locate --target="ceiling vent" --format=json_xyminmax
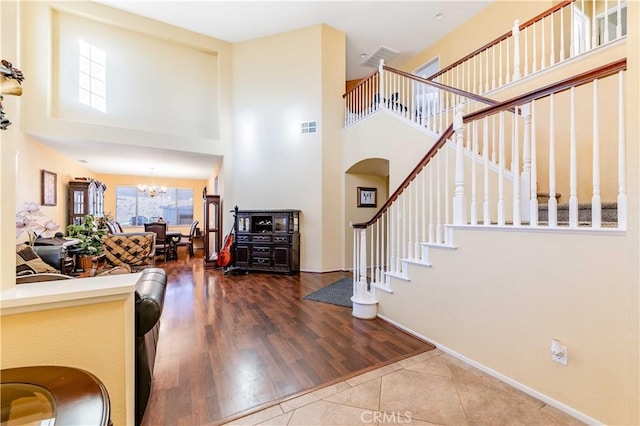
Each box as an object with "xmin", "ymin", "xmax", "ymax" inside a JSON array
[{"xmin": 361, "ymin": 45, "xmax": 399, "ymax": 68}]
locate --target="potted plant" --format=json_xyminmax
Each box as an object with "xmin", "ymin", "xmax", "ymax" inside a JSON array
[{"xmin": 66, "ymin": 214, "xmax": 107, "ymax": 271}]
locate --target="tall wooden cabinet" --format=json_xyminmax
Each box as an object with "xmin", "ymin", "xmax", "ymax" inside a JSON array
[
  {"xmin": 67, "ymin": 178, "xmax": 106, "ymax": 225},
  {"xmin": 234, "ymin": 209, "xmax": 300, "ymax": 274},
  {"xmin": 203, "ymin": 194, "xmax": 221, "ymax": 268}
]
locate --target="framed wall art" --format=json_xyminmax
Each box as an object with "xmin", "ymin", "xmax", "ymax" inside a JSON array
[
  {"xmin": 357, "ymin": 186, "xmax": 377, "ymax": 208},
  {"xmin": 41, "ymin": 170, "xmax": 57, "ymax": 206}
]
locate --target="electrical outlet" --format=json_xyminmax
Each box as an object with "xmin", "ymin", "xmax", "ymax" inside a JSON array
[{"xmin": 551, "ymin": 339, "xmax": 568, "ymax": 365}]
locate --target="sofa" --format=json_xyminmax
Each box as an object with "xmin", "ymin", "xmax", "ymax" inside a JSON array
[{"xmin": 134, "ymin": 267, "xmax": 167, "ymax": 425}]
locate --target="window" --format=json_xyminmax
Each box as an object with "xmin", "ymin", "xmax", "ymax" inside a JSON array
[
  {"xmin": 115, "ymin": 186, "xmax": 194, "ymax": 226},
  {"xmin": 79, "ymin": 40, "xmax": 106, "ymax": 112},
  {"xmin": 596, "ymin": 2, "xmax": 627, "ymax": 46}
]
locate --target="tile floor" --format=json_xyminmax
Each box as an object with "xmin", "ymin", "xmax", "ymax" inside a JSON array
[{"xmin": 226, "ymin": 349, "xmax": 584, "ymax": 426}]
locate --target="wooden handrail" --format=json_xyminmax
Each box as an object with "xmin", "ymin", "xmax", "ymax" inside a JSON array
[
  {"xmin": 428, "ymin": 0, "xmax": 573, "ymax": 82},
  {"xmin": 382, "ymin": 65, "xmax": 499, "ymax": 107},
  {"xmin": 342, "ymin": 70, "xmax": 379, "ymax": 99},
  {"xmin": 353, "ymin": 123, "xmax": 454, "ymax": 229},
  {"xmin": 463, "ymin": 58, "xmax": 627, "ymax": 123}
]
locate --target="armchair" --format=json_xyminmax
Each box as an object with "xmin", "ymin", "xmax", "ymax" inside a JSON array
[{"xmin": 91, "ymin": 232, "xmax": 156, "ymax": 276}]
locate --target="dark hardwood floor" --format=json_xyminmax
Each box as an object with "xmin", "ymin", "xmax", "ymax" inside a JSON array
[{"xmin": 142, "ymin": 250, "xmax": 434, "ymax": 425}]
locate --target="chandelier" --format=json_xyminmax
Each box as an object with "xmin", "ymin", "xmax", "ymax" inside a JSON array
[{"xmin": 138, "ymin": 169, "xmax": 166, "ymax": 198}]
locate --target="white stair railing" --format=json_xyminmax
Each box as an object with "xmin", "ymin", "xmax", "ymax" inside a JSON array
[{"xmin": 352, "ymin": 59, "xmax": 627, "ymax": 302}]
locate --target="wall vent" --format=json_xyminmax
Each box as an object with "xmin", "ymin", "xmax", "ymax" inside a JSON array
[
  {"xmin": 361, "ymin": 45, "xmax": 399, "ymax": 68},
  {"xmin": 301, "ymin": 121, "xmax": 317, "ymax": 134}
]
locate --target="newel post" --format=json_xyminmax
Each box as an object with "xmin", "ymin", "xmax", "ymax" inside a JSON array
[
  {"xmin": 521, "ymin": 103, "xmax": 531, "ymax": 221},
  {"xmin": 378, "ymin": 59, "xmax": 385, "ymax": 109},
  {"xmin": 512, "ymin": 20, "xmax": 521, "ymax": 81},
  {"xmin": 351, "ymin": 227, "xmax": 377, "ymax": 319},
  {"xmin": 453, "ymin": 105, "xmax": 467, "ymax": 225}
]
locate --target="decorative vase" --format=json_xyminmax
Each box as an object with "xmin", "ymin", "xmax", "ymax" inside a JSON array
[{"xmin": 79, "ymin": 255, "xmax": 93, "ymax": 272}]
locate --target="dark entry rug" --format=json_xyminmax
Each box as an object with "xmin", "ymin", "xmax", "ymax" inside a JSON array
[{"xmin": 303, "ymin": 277, "xmax": 353, "ymax": 308}]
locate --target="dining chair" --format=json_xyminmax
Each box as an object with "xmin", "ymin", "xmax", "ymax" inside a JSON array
[
  {"xmin": 176, "ymin": 220, "xmax": 199, "ymax": 257},
  {"xmin": 144, "ymin": 222, "xmax": 168, "ymax": 262}
]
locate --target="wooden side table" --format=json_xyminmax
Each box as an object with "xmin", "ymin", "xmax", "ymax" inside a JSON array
[{"xmin": 1, "ymin": 365, "xmax": 111, "ymax": 426}]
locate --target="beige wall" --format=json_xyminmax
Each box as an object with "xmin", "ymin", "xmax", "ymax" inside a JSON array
[
  {"xmin": 1, "ymin": 296, "xmax": 135, "ymax": 426},
  {"xmin": 377, "ymin": 228, "xmax": 637, "ymax": 424},
  {"xmin": 231, "ymin": 24, "xmax": 345, "ymax": 272}
]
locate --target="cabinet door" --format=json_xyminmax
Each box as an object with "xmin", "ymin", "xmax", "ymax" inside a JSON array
[
  {"xmin": 235, "ymin": 245, "xmax": 250, "ymax": 266},
  {"xmin": 273, "ymin": 246, "xmax": 290, "ymax": 269}
]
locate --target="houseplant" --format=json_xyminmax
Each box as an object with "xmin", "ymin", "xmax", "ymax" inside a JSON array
[{"xmin": 66, "ymin": 214, "xmax": 107, "ymax": 270}]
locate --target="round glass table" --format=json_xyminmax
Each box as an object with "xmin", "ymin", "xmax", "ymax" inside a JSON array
[{"xmin": 1, "ymin": 366, "xmax": 111, "ymax": 426}]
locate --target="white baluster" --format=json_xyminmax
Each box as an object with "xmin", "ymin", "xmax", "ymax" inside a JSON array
[
  {"xmin": 429, "ymin": 162, "xmax": 435, "ymax": 242},
  {"xmin": 532, "ymin": 20, "xmax": 538, "ymax": 73},
  {"xmin": 381, "ymin": 211, "xmax": 386, "ymax": 279},
  {"xmin": 402, "ymin": 192, "xmax": 407, "ymax": 261},
  {"xmin": 513, "ymin": 20, "xmax": 521, "ymax": 81},
  {"xmin": 542, "ymin": 16, "xmax": 547, "ymax": 69},
  {"xmin": 482, "ymin": 49, "xmax": 487, "ymax": 93},
  {"xmin": 569, "ymin": 87, "xmax": 578, "ymax": 228},
  {"xmin": 617, "ymin": 70, "xmax": 627, "ymax": 229},
  {"xmin": 474, "ymin": 55, "xmax": 478, "ymax": 94},
  {"xmin": 560, "ymin": 6, "xmax": 566, "ymax": 61},
  {"xmin": 550, "ymin": 11, "xmax": 556, "ymax": 65},
  {"xmin": 530, "ymin": 101, "xmax": 539, "ymax": 226},
  {"xmin": 453, "ymin": 105, "xmax": 466, "ymax": 225},
  {"xmin": 548, "ymin": 93, "xmax": 557, "ymax": 227},
  {"xmin": 592, "ymin": 80, "xmax": 601, "ymax": 228},
  {"xmin": 616, "ymin": 0, "xmax": 622, "ymax": 39},
  {"xmin": 483, "ymin": 116, "xmax": 490, "ymax": 225},
  {"xmin": 422, "ymin": 169, "xmax": 426, "ymax": 244},
  {"xmin": 499, "ymin": 40, "xmax": 503, "ymax": 87},
  {"xmin": 491, "ymin": 46, "xmax": 496, "ymax": 90},
  {"xmin": 389, "ymin": 204, "xmax": 395, "ymax": 274},
  {"xmin": 359, "ymin": 229, "xmax": 367, "ymax": 294},
  {"xmin": 370, "ymin": 225, "xmax": 374, "ymax": 283},
  {"xmin": 471, "ymin": 120, "xmax": 478, "ymax": 225},
  {"xmin": 521, "ymin": 103, "xmax": 532, "ymax": 222},
  {"xmin": 506, "ymin": 38, "xmax": 511, "ymax": 85},
  {"xmin": 436, "ymin": 152, "xmax": 442, "ymax": 243},
  {"xmin": 492, "ymin": 115, "xmax": 497, "ymax": 163},
  {"xmin": 407, "ymin": 184, "xmax": 413, "ymax": 260},
  {"xmin": 415, "ymin": 173, "xmax": 420, "ymax": 258},
  {"xmin": 570, "ymin": 1, "xmax": 575, "ymax": 58},
  {"xmin": 378, "ymin": 59, "xmax": 386, "ymax": 109},
  {"xmin": 524, "ymin": 24, "xmax": 529, "ymax": 77},
  {"xmin": 513, "ymin": 106, "xmax": 521, "ymax": 226},
  {"xmin": 498, "ymin": 111, "xmax": 505, "ymax": 225},
  {"xmin": 396, "ymin": 199, "xmax": 402, "ymax": 272},
  {"xmin": 353, "ymin": 228, "xmax": 357, "ymax": 288}
]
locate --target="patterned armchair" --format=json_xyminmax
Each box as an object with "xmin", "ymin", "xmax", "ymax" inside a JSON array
[{"xmin": 91, "ymin": 232, "xmax": 156, "ymax": 276}]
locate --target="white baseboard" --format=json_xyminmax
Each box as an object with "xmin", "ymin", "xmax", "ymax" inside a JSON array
[{"xmin": 377, "ymin": 314, "xmax": 603, "ymax": 426}]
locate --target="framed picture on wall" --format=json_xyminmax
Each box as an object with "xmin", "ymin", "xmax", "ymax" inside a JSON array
[
  {"xmin": 41, "ymin": 170, "xmax": 57, "ymax": 206},
  {"xmin": 357, "ymin": 187, "xmax": 377, "ymax": 208}
]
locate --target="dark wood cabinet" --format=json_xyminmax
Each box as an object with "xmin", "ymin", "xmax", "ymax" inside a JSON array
[
  {"xmin": 203, "ymin": 194, "xmax": 221, "ymax": 268},
  {"xmin": 234, "ymin": 209, "xmax": 300, "ymax": 274},
  {"xmin": 67, "ymin": 178, "xmax": 106, "ymax": 226}
]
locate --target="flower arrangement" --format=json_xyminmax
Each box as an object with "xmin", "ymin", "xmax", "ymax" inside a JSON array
[{"xmin": 15, "ymin": 202, "xmax": 59, "ymax": 245}]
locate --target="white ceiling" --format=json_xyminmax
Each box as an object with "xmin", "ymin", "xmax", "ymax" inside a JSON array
[{"xmin": 49, "ymin": 1, "xmax": 493, "ymax": 180}]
